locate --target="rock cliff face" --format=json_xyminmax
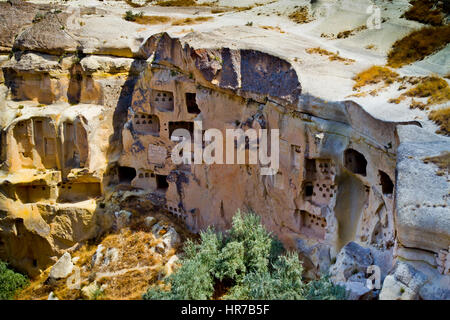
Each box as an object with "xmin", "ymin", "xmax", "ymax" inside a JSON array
[{"xmin": 0, "ymin": 0, "xmax": 448, "ymax": 299}]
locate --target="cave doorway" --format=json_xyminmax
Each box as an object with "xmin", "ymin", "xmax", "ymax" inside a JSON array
[
  {"xmin": 186, "ymin": 93, "xmax": 200, "ymax": 114},
  {"xmin": 118, "ymin": 166, "xmax": 136, "ymax": 184},
  {"xmin": 379, "ymin": 170, "xmax": 394, "ymax": 195},
  {"xmin": 344, "ymin": 148, "xmax": 367, "ymax": 176},
  {"xmin": 156, "ymin": 174, "xmax": 168, "ymax": 191}
]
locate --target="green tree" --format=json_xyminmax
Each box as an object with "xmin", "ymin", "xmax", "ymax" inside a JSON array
[
  {"xmin": 143, "ymin": 210, "xmax": 346, "ymax": 300},
  {"xmin": 0, "ymin": 261, "xmax": 29, "ymax": 300}
]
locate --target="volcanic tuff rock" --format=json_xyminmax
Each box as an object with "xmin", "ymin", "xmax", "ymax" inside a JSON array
[{"xmin": 0, "ymin": 0, "xmax": 449, "ymax": 299}]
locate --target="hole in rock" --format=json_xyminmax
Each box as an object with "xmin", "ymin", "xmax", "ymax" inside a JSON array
[
  {"xmin": 16, "ymin": 184, "xmax": 51, "ymax": 203},
  {"xmin": 156, "ymin": 174, "xmax": 169, "ymax": 191},
  {"xmin": 344, "ymin": 148, "xmax": 367, "ymax": 176},
  {"xmin": 118, "ymin": 166, "xmax": 136, "ymax": 184},
  {"xmin": 379, "ymin": 170, "xmax": 394, "ymax": 194},
  {"xmin": 304, "ymin": 183, "xmax": 314, "ymax": 197},
  {"xmin": 169, "ymin": 121, "xmax": 194, "ymax": 140},
  {"xmin": 186, "ymin": 93, "xmax": 200, "ymax": 114},
  {"xmin": 152, "ymin": 90, "xmax": 174, "ymax": 112},
  {"xmin": 133, "ymin": 113, "xmax": 160, "ymax": 136},
  {"xmin": 58, "ymin": 182, "xmax": 101, "ymax": 203}
]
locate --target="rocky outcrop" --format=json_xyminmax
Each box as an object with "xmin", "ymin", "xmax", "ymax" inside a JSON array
[
  {"xmin": 0, "ymin": 0, "xmax": 448, "ymax": 300},
  {"xmin": 395, "ymin": 125, "xmax": 450, "ymax": 253},
  {"xmin": 330, "ymin": 242, "xmax": 373, "ymax": 283},
  {"xmin": 14, "ymin": 11, "xmax": 79, "ymax": 56},
  {"xmin": 379, "ymin": 261, "xmax": 428, "ymax": 300},
  {"xmin": 0, "ymin": 0, "xmax": 52, "ymax": 52},
  {"xmin": 49, "ymin": 252, "xmax": 74, "ymax": 280}
]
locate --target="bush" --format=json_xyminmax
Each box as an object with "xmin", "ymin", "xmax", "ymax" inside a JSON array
[
  {"xmin": 123, "ymin": 10, "xmax": 143, "ymax": 22},
  {"xmin": 143, "ymin": 210, "xmax": 346, "ymax": 300},
  {"xmin": 0, "ymin": 261, "xmax": 29, "ymax": 300}
]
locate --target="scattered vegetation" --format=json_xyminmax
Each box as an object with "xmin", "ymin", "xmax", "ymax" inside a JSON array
[
  {"xmin": 32, "ymin": 12, "xmax": 45, "ymax": 23},
  {"xmin": 409, "ymin": 99, "xmax": 427, "ymax": 110},
  {"xmin": 122, "ymin": 9, "xmax": 212, "ymax": 25},
  {"xmin": 306, "ymin": 47, "xmax": 355, "ymax": 65},
  {"xmin": 353, "ymin": 66, "xmax": 449, "ymax": 115},
  {"xmin": 289, "ymin": 6, "xmax": 313, "ymax": 24},
  {"xmin": 125, "ymin": 0, "xmax": 153, "ymax": 8},
  {"xmin": 423, "ymin": 151, "xmax": 450, "ymax": 175},
  {"xmin": 123, "ymin": 10, "xmax": 144, "ymax": 22},
  {"xmin": 143, "ymin": 211, "xmax": 346, "ymax": 300},
  {"xmin": 352, "ymin": 66, "xmax": 399, "ymax": 91},
  {"xmin": 134, "ymin": 15, "xmax": 172, "ymax": 25},
  {"xmin": 429, "ymin": 107, "xmax": 450, "ymax": 136},
  {"xmin": 259, "ymin": 25, "xmax": 285, "ymax": 33},
  {"xmin": 171, "ymin": 16, "xmax": 213, "ymax": 26},
  {"xmin": 336, "ymin": 25, "xmax": 367, "ymax": 39},
  {"xmin": 402, "ymin": 0, "xmax": 446, "ymax": 26},
  {"xmin": 0, "ymin": 261, "xmax": 29, "ymax": 300},
  {"xmin": 155, "ymin": 0, "xmax": 197, "ymax": 6},
  {"xmin": 211, "ymin": 8, "xmax": 226, "ymax": 14},
  {"xmin": 387, "ymin": 25, "xmax": 450, "ymax": 68},
  {"xmin": 404, "ymin": 76, "xmax": 450, "ymax": 106},
  {"xmin": 91, "ymin": 287, "xmax": 105, "ymax": 300}
]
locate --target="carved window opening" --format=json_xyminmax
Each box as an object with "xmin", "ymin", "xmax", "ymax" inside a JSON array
[
  {"xmin": 169, "ymin": 121, "xmax": 194, "ymax": 140},
  {"xmin": 133, "ymin": 113, "xmax": 160, "ymax": 136},
  {"xmin": 156, "ymin": 174, "xmax": 169, "ymax": 191},
  {"xmin": 291, "ymin": 145, "xmax": 302, "ymax": 169},
  {"xmin": 379, "ymin": 170, "xmax": 393, "ymax": 195},
  {"xmin": 186, "ymin": 93, "xmax": 200, "ymax": 114},
  {"xmin": 118, "ymin": 166, "xmax": 136, "ymax": 184},
  {"xmin": 151, "ymin": 90, "xmax": 174, "ymax": 112},
  {"xmin": 304, "ymin": 182, "xmax": 314, "ymax": 198},
  {"xmin": 344, "ymin": 148, "xmax": 367, "ymax": 176}
]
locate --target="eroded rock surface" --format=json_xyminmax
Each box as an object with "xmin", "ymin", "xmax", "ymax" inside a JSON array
[{"xmin": 0, "ymin": 0, "xmax": 448, "ymax": 299}]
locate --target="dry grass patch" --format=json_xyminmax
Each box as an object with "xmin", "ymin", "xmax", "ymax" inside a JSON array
[
  {"xmin": 134, "ymin": 15, "xmax": 172, "ymax": 24},
  {"xmin": 387, "ymin": 25, "xmax": 450, "ymax": 68},
  {"xmin": 409, "ymin": 99, "xmax": 427, "ymax": 110},
  {"xmin": 404, "ymin": 76, "xmax": 450, "ymax": 106},
  {"xmin": 306, "ymin": 47, "xmax": 355, "ymax": 65},
  {"xmin": 125, "ymin": 0, "xmax": 153, "ymax": 8},
  {"xmin": 289, "ymin": 6, "xmax": 313, "ymax": 24},
  {"xmin": 429, "ymin": 107, "xmax": 450, "ymax": 136},
  {"xmin": 386, "ymin": 75, "xmax": 450, "ymax": 111},
  {"xmin": 260, "ymin": 25, "xmax": 285, "ymax": 33},
  {"xmin": 18, "ymin": 218, "xmax": 181, "ymax": 300},
  {"xmin": 156, "ymin": 0, "xmax": 197, "ymax": 6},
  {"xmin": 336, "ymin": 25, "xmax": 367, "ymax": 39},
  {"xmin": 352, "ymin": 66, "xmax": 399, "ymax": 90},
  {"xmin": 171, "ymin": 16, "xmax": 213, "ymax": 25},
  {"xmin": 402, "ymin": 0, "xmax": 446, "ymax": 26},
  {"xmin": 423, "ymin": 151, "xmax": 450, "ymax": 176}
]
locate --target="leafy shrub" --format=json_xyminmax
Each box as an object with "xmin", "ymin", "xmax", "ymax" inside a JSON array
[
  {"xmin": 143, "ymin": 210, "xmax": 346, "ymax": 300},
  {"xmin": 306, "ymin": 274, "xmax": 347, "ymax": 300},
  {"xmin": 123, "ymin": 10, "xmax": 144, "ymax": 22},
  {"xmin": 0, "ymin": 261, "xmax": 29, "ymax": 300}
]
